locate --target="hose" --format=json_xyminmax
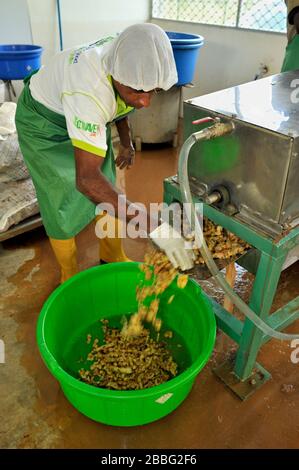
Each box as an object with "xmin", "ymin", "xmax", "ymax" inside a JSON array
[{"xmin": 178, "ymin": 123, "xmax": 299, "ymax": 341}]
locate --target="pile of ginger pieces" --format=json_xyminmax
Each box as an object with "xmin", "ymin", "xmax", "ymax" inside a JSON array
[
  {"xmin": 190, "ymin": 217, "xmax": 250, "ymax": 265},
  {"xmin": 123, "ymin": 217, "xmax": 249, "ymax": 337},
  {"xmin": 78, "ymin": 250, "xmax": 186, "ymax": 390},
  {"xmin": 122, "ymin": 249, "xmax": 188, "ymax": 337}
]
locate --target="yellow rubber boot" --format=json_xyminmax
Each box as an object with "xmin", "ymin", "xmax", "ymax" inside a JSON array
[
  {"xmin": 95, "ymin": 213, "xmax": 131, "ymax": 263},
  {"xmin": 49, "ymin": 237, "xmax": 78, "ymax": 283}
]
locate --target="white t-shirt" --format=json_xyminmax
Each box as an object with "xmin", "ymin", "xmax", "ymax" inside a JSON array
[{"xmin": 30, "ymin": 37, "xmax": 133, "ymax": 157}]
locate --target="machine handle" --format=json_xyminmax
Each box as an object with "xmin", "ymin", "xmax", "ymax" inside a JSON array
[{"xmin": 192, "ymin": 117, "xmax": 218, "ymax": 125}]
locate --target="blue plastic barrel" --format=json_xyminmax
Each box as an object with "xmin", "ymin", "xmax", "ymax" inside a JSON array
[
  {"xmin": 0, "ymin": 45, "xmax": 43, "ymax": 80},
  {"xmin": 166, "ymin": 32, "xmax": 204, "ymax": 86}
]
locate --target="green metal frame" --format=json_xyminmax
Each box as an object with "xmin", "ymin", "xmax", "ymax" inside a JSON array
[{"xmin": 164, "ymin": 177, "xmax": 299, "ymax": 398}]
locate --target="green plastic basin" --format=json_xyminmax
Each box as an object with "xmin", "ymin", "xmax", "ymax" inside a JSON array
[{"xmin": 37, "ymin": 262, "xmax": 216, "ymax": 426}]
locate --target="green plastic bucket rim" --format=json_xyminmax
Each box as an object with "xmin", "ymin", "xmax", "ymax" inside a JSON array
[{"xmin": 37, "ymin": 262, "xmax": 216, "ymax": 399}]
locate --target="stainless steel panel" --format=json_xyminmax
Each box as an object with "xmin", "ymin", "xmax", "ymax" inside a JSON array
[
  {"xmin": 188, "ymin": 71, "xmax": 299, "ymax": 138},
  {"xmin": 280, "ymin": 137, "xmax": 299, "ymax": 226},
  {"xmin": 183, "ymin": 71, "xmax": 299, "ymax": 235}
]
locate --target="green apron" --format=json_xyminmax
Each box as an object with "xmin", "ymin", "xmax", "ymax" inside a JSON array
[
  {"xmin": 15, "ymin": 78, "xmax": 116, "ymax": 240},
  {"xmin": 281, "ymin": 34, "xmax": 299, "ymax": 72}
]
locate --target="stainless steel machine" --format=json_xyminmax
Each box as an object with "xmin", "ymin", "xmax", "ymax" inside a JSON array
[
  {"xmin": 164, "ymin": 71, "xmax": 299, "ymax": 398},
  {"xmin": 185, "ymin": 71, "xmax": 299, "ymax": 237}
]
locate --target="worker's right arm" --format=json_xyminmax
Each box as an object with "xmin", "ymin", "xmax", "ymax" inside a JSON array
[
  {"xmin": 74, "ymin": 147, "xmax": 152, "ymax": 230},
  {"xmin": 286, "ymin": 0, "xmax": 299, "ymax": 31},
  {"xmin": 294, "ymin": 10, "xmax": 299, "ymax": 32},
  {"xmin": 61, "ymin": 92, "xmax": 126, "ymax": 217},
  {"xmin": 62, "ymin": 91, "xmax": 151, "ymax": 229},
  {"xmin": 75, "ymin": 147, "xmax": 122, "ymax": 212}
]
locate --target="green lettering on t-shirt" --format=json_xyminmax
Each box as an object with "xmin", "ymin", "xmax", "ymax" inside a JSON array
[{"xmin": 74, "ymin": 116, "xmax": 99, "ymax": 134}]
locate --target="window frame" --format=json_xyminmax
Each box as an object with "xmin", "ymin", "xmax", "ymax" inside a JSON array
[{"xmin": 151, "ymin": 0, "xmax": 287, "ymax": 36}]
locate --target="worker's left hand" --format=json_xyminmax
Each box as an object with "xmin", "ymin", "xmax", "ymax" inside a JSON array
[{"xmin": 116, "ymin": 144, "xmax": 135, "ymax": 170}]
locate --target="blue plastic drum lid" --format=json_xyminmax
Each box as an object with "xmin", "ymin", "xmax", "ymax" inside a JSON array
[
  {"xmin": 166, "ymin": 31, "xmax": 205, "ymax": 86},
  {"xmin": 0, "ymin": 44, "xmax": 43, "ymax": 80},
  {"xmin": 166, "ymin": 31, "xmax": 204, "ymax": 45}
]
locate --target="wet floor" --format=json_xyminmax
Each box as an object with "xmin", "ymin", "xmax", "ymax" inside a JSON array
[{"xmin": 1, "ymin": 142, "xmax": 299, "ymax": 449}]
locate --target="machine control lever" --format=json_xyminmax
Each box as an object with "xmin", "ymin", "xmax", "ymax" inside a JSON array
[{"xmin": 192, "ymin": 116, "xmax": 220, "ymax": 125}]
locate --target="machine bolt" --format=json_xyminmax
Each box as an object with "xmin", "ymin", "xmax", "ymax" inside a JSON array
[{"xmin": 205, "ymin": 191, "xmax": 222, "ymax": 205}]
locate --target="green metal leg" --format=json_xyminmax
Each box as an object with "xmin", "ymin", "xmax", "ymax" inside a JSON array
[
  {"xmin": 163, "ymin": 183, "xmax": 178, "ymax": 206},
  {"xmin": 234, "ymin": 251, "xmax": 287, "ymax": 380},
  {"xmin": 163, "ymin": 179, "xmax": 299, "ymax": 398}
]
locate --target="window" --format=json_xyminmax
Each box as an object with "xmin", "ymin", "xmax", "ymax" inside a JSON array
[{"xmin": 152, "ymin": 0, "xmax": 287, "ymax": 33}]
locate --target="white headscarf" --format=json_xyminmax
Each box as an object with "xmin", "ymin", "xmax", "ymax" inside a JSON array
[{"xmin": 102, "ymin": 23, "xmax": 178, "ymax": 92}]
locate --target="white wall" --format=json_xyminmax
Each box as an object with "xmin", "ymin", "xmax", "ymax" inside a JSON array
[
  {"xmin": 0, "ymin": 0, "xmax": 32, "ymax": 43},
  {"xmin": 152, "ymin": 19, "xmax": 288, "ymax": 99},
  {"xmin": 27, "ymin": 0, "xmax": 59, "ymax": 65},
  {"xmin": 58, "ymin": 0, "xmax": 151, "ymax": 49},
  {"xmin": 27, "ymin": 0, "xmax": 150, "ymax": 65}
]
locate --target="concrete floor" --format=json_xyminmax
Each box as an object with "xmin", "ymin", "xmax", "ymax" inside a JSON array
[{"xmin": 1, "ymin": 143, "xmax": 299, "ymax": 449}]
